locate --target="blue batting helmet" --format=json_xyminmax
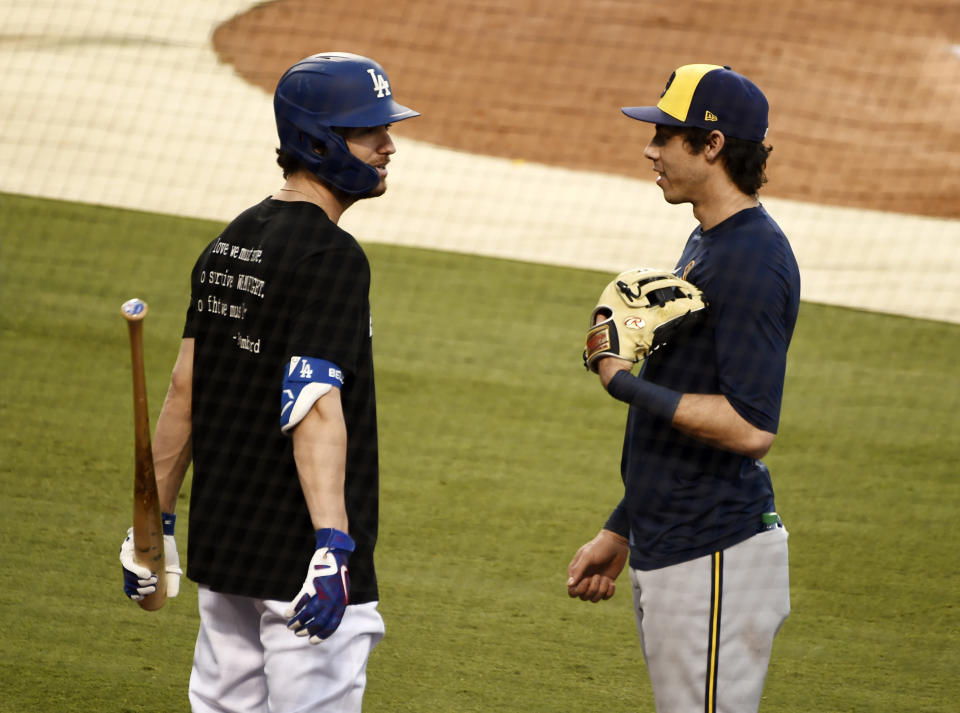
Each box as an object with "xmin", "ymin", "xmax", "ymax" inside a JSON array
[{"xmin": 274, "ymin": 52, "xmax": 420, "ymax": 195}]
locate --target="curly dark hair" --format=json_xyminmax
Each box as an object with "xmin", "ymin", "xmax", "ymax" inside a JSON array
[
  {"xmin": 672, "ymin": 126, "xmax": 772, "ymax": 196},
  {"xmin": 275, "ymin": 148, "xmax": 302, "ymax": 179}
]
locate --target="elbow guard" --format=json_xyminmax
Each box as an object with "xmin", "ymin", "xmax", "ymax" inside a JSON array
[{"xmin": 281, "ymin": 356, "xmax": 345, "ymax": 434}]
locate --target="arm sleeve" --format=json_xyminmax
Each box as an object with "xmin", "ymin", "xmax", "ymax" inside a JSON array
[
  {"xmin": 603, "ymin": 499, "xmax": 630, "ymax": 538},
  {"xmin": 285, "ymin": 246, "xmax": 371, "ymax": 378},
  {"xmin": 707, "ymin": 247, "xmax": 792, "ymax": 433}
]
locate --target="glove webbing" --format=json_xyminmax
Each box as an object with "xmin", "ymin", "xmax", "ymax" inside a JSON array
[{"xmin": 616, "ymin": 277, "xmax": 686, "ymax": 308}]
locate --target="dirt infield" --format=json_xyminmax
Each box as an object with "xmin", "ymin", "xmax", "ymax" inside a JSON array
[{"xmin": 213, "ymin": 0, "xmax": 960, "ymax": 220}]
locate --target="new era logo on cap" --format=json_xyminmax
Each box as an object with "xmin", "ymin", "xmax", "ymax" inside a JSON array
[{"xmin": 622, "ymin": 64, "xmax": 769, "ymax": 142}]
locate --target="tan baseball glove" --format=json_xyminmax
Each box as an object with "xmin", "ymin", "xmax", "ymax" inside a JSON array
[{"xmin": 583, "ymin": 268, "xmax": 707, "ymax": 373}]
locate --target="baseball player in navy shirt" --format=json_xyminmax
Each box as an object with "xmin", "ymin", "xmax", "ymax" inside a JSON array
[
  {"xmin": 567, "ymin": 65, "xmax": 800, "ymax": 713},
  {"xmin": 119, "ymin": 53, "xmax": 418, "ymax": 712}
]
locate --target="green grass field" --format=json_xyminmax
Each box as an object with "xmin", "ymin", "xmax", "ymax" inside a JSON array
[{"xmin": 1, "ymin": 192, "xmax": 958, "ymax": 712}]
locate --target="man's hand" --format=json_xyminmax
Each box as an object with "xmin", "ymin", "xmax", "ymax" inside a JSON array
[
  {"xmin": 119, "ymin": 520, "xmax": 182, "ymax": 601},
  {"xmin": 120, "ymin": 528, "xmax": 157, "ymax": 601},
  {"xmin": 566, "ymin": 529, "xmax": 629, "ymax": 602},
  {"xmin": 285, "ymin": 528, "xmax": 354, "ymax": 644}
]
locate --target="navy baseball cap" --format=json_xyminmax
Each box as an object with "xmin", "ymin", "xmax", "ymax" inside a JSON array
[{"xmin": 622, "ymin": 64, "xmax": 769, "ymax": 142}]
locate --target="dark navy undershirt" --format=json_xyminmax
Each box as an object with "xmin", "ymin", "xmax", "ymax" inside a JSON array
[{"xmin": 605, "ymin": 205, "xmax": 800, "ymax": 570}]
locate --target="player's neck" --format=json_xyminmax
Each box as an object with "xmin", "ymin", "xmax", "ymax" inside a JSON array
[
  {"xmin": 273, "ymin": 174, "xmax": 354, "ymax": 223},
  {"xmin": 692, "ymin": 178, "xmax": 758, "ymax": 232}
]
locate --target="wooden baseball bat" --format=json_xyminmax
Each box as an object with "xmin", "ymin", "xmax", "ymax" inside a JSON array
[{"xmin": 121, "ymin": 298, "xmax": 166, "ymax": 611}]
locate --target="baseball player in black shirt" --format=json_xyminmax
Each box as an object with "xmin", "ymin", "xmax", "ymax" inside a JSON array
[{"xmin": 119, "ymin": 53, "xmax": 419, "ymax": 712}]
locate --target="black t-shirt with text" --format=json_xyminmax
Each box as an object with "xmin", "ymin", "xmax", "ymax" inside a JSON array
[{"xmin": 183, "ymin": 198, "xmax": 379, "ymax": 603}]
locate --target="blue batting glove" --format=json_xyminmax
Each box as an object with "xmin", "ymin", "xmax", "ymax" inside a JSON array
[{"xmin": 284, "ymin": 528, "xmax": 355, "ymax": 644}]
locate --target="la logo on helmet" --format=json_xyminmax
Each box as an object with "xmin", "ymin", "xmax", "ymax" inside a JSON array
[{"xmin": 366, "ymin": 69, "xmax": 391, "ymax": 98}]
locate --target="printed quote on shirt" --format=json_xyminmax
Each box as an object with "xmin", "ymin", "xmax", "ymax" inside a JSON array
[{"xmin": 197, "ymin": 237, "xmax": 265, "ymax": 354}]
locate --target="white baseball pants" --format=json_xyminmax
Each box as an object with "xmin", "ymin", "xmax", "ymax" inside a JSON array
[
  {"xmin": 189, "ymin": 585, "xmax": 384, "ymax": 713},
  {"xmin": 630, "ymin": 526, "xmax": 790, "ymax": 713}
]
